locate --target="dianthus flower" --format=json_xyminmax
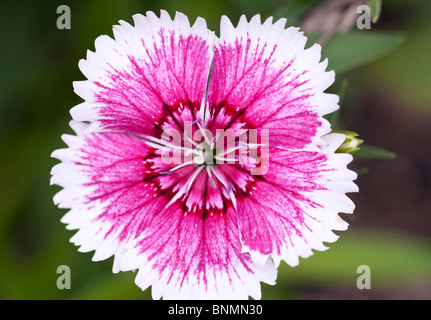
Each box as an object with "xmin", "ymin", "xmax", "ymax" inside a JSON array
[{"xmin": 51, "ymin": 11, "xmax": 358, "ymax": 299}]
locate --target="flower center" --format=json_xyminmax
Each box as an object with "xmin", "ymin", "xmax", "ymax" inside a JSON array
[
  {"xmin": 147, "ymin": 102, "xmax": 269, "ymax": 206},
  {"xmin": 193, "ymin": 141, "xmax": 217, "ymax": 166},
  {"xmin": 152, "ymin": 118, "xmax": 245, "ymax": 192}
]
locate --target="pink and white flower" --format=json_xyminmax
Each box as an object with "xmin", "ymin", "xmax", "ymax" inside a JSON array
[{"xmin": 51, "ymin": 10, "xmax": 358, "ymax": 300}]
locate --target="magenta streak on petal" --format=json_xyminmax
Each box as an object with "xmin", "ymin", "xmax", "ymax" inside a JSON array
[
  {"xmin": 216, "ymin": 164, "xmax": 256, "ymax": 195},
  {"xmin": 75, "ymin": 102, "xmax": 250, "ymax": 250},
  {"xmin": 76, "ymin": 133, "xmax": 168, "ymax": 242},
  {"xmin": 208, "ymin": 36, "xmax": 321, "ymax": 150},
  {"xmin": 133, "ymin": 202, "xmax": 254, "ymax": 290},
  {"xmin": 235, "ymin": 148, "xmax": 328, "ymax": 256},
  {"xmin": 92, "ymin": 28, "xmax": 211, "ymax": 136}
]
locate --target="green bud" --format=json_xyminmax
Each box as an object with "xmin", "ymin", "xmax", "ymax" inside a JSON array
[{"xmin": 334, "ymin": 131, "xmax": 364, "ymax": 154}]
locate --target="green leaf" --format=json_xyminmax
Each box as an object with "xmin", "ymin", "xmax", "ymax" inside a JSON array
[
  {"xmin": 369, "ymin": 0, "xmax": 383, "ymax": 23},
  {"xmin": 336, "ymin": 79, "xmax": 349, "ymax": 106},
  {"xmin": 353, "ymin": 144, "xmax": 396, "ymax": 159},
  {"xmin": 322, "ymin": 31, "xmax": 404, "ymax": 73}
]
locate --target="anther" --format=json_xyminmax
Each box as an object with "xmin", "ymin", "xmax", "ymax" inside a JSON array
[
  {"xmin": 191, "ymin": 118, "xmax": 202, "ymax": 125},
  {"xmin": 236, "ymin": 154, "xmax": 243, "ymax": 168},
  {"xmin": 159, "ymin": 171, "xmax": 174, "ymax": 175}
]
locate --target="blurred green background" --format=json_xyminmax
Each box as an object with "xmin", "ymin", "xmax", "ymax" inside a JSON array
[{"xmin": 0, "ymin": 0, "xmax": 430, "ymax": 300}]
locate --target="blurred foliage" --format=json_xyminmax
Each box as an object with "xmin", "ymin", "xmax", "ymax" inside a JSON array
[
  {"xmin": 0, "ymin": 0, "xmax": 430, "ymax": 300},
  {"xmin": 262, "ymin": 231, "xmax": 431, "ymax": 299},
  {"xmin": 356, "ymin": 1, "xmax": 431, "ymax": 115},
  {"xmin": 354, "ymin": 144, "xmax": 395, "ymax": 160},
  {"xmin": 321, "ymin": 31, "xmax": 404, "ymax": 74}
]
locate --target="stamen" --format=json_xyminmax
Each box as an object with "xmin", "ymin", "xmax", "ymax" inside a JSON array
[
  {"xmin": 146, "ymin": 136, "xmax": 197, "ymax": 154},
  {"xmin": 226, "ymin": 183, "xmax": 232, "ymax": 194},
  {"xmin": 165, "ymin": 166, "xmax": 203, "ymax": 208},
  {"xmin": 187, "ymin": 137, "xmax": 200, "ymax": 148},
  {"xmin": 246, "ymin": 143, "xmax": 268, "ymax": 149},
  {"xmin": 210, "ymin": 167, "xmax": 237, "ymax": 209},
  {"xmin": 214, "ymin": 155, "xmax": 237, "ymax": 163},
  {"xmin": 191, "ymin": 118, "xmax": 202, "ymax": 125},
  {"xmin": 186, "ymin": 166, "xmax": 204, "ymax": 192},
  {"xmin": 210, "ymin": 132, "xmax": 220, "ymax": 150},
  {"xmin": 210, "ymin": 166, "xmax": 229, "ymax": 190},
  {"xmin": 184, "ymin": 118, "xmax": 202, "ymax": 140},
  {"xmin": 159, "ymin": 160, "xmax": 194, "ymax": 175},
  {"xmin": 159, "ymin": 171, "xmax": 175, "ymax": 175},
  {"xmin": 216, "ymin": 145, "xmax": 244, "ymax": 158},
  {"xmin": 209, "ymin": 177, "xmax": 217, "ymax": 188},
  {"xmin": 196, "ymin": 122, "xmax": 212, "ymax": 145},
  {"xmin": 206, "ymin": 167, "xmax": 217, "ymax": 189},
  {"xmin": 236, "ymin": 154, "xmax": 244, "ymax": 168}
]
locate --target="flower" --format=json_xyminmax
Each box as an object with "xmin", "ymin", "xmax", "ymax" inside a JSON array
[{"xmin": 51, "ymin": 10, "xmax": 358, "ymax": 300}]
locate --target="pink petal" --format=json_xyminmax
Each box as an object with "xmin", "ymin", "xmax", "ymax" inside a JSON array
[
  {"xmin": 207, "ymin": 15, "xmax": 338, "ymax": 151},
  {"xmin": 119, "ymin": 203, "xmax": 276, "ymax": 300},
  {"xmin": 235, "ymin": 134, "xmax": 358, "ymax": 267},
  {"xmin": 72, "ymin": 11, "xmax": 214, "ymax": 137},
  {"xmin": 51, "ymin": 131, "xmax": 168, "ymax": 262}
]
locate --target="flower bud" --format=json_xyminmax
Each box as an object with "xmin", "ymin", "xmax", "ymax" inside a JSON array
[{"xmin": 336, "ymin": 131, "xmax": 363, "ymax": 154}]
